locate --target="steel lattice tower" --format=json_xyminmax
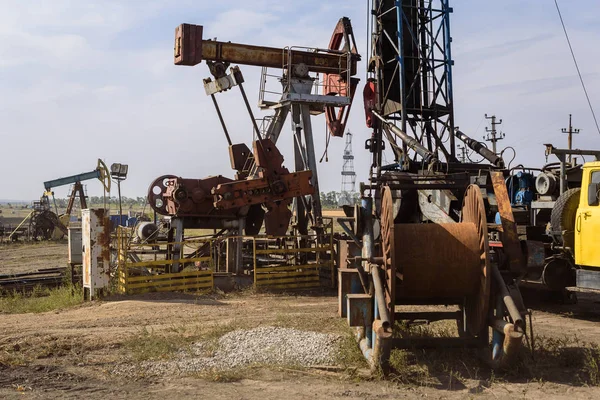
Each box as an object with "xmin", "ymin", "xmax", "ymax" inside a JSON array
[
  {"xmin": 339, "ymin": 132, "xmax": 357, "ymax": 206},
  {"xmin": 369, "ymin": 0, "xmax": 456, "ymax": 175}
]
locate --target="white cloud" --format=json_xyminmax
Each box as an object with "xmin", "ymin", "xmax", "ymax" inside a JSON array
[{"xmin": 0, "ymin": 31, "xmax": 89, "ymax": 68}]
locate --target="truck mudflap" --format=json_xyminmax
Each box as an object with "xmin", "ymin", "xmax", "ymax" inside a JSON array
[{"xmin": 576, "ymin": 269, "xmax": 600, "ymax": 290}]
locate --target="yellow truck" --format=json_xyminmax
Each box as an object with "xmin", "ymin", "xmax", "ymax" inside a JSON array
[
  {"xmin": 574, "ymin": 161, "xmax": 600, "ymax": 289},
  {"xmin": 551, "ymin": 161, "xmax": 600, "ymax": 290}
]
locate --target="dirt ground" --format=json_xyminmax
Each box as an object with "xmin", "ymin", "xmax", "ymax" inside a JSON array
[
  {"xmin": 0, "ymin": 241, "xmax": 67, "ymax": 275},
  {"xmin": 1, "ymin": 242, "xmax": 600, "ymax": 399}
]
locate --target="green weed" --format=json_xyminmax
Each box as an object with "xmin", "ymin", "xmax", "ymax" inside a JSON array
[{"xmin": 0, "ymin": 284, "xmax": 84, "ymax": 314}]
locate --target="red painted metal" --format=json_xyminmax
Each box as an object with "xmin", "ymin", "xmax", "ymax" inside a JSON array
[
  {"xmin": 148, "ymin": 139, "xmax": 313, "ymax": 236},
  {"xmin": 174, "ymin": 24, "xmax": 203, "ymax": 66},
  {"xmin": 323, "ymin": 17, "xmax": 360, "ymax": 137},
  {"xmin": 363, "ymin": 80, "xmax": 377, "ymax": 128}
]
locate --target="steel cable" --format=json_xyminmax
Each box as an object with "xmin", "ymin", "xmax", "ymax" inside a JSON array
[{"xmin": 554, "ymin": 0, "xmax": 600, "ymax": 135}]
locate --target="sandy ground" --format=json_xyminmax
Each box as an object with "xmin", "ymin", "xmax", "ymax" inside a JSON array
[
  {"xmin": 0, "ymin": 242, "xmax": 67, "ymax": 275},
  {"xmin": 1, "ymin": 242, "xmax": 600, "ymax": 399},
  {"xmin": 322, "ymin": 209, "xmax": 346, "ymax": 217}
]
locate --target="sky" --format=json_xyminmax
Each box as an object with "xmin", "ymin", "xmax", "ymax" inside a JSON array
[{"xmin": 1, "ymin": 0, "xmax": 600, "ymax": 202}]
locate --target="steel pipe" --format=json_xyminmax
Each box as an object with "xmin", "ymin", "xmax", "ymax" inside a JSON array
[
  {"xmin": 491, "ymin": 264, "xmax": 524, "ymax": 332},
  {"xmin": 371, "ymin": 319, "xmax": 392, "ymax": 373},
  {"xmin": 371, "ymin": 266, "xmax": 391, "ymax": 331},
  {"xmin": 489, "ymin": 318, "xmax": 524, "ymax": 368},
  {"xmin": 455, "ymin": 129, "xmax": 505, "ymax": 167},
  {"xmin": 372, "ymin": 111, "xmax": 438, "ymax": 164}
]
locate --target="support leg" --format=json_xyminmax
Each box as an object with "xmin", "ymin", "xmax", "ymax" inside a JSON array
[
  {"xmin": 300, "ymin": 104, "xmax": 323, "ymax": 227},
  {"xmin": 171, "ymin": 218, "xmax": 183, "ymax": 273},
  {"xmin": 292, "ymin": 104, "xmax": 310, "ymax": 235}
]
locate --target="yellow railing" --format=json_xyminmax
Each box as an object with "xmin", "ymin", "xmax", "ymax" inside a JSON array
[
  {"xmin": 116, "ymin": 228, "xmax": 214, "ymax": 294},
  {"xmin": 252, "ymin": 217, "xmax": 335, "ymax": 290},
  {"xmin": 115, "ymin": 217, "xmax": 335, "ymax": 294}
]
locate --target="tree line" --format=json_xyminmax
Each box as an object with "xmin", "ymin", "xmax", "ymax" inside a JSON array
[
  {"xmin": 5, "ymin": 192, "xmax": 358, "ymax": 210},
  {"xmin": 320, "ymin": 191, "xmax": 360, "ymax": 209}
]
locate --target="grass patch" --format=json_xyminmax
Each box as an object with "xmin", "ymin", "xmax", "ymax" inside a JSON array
[
  {"xmin": 512, "ymin": 334, "xmax": 600, "ymax": 386},
  {"xmin": 386, "ymin": 320, "xmax": 483, "ymax": 388},
  {"xmin": 123, "ymin": 326, "xmax": 182, "ymax": 361},
  {"xmin": 393, "ymin": 319, "xmax": 456, "ymax": 339},
  {"xmin": 335, "ymin": 329, "xmax": 368, "ymax": 370},
  {"xmin": 124, "ymin": 320, "xmax": 245, "ymax": 362},
  {"xmin": 0, "ymin": 284, "xmax": 84, "ymax": 314},
  {"xmin": 385, "ymin": 318, "xmax": 600, "ymax": 388},
  {"xmin": 0, "ymin": 334, "xmax": 93, "ymax": 367}
]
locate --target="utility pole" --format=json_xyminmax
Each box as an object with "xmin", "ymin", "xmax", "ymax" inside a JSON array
[
  {"xmin": 457, "ymin": 144, "xmax": 468, "ymax": 163},
  {"xmin": 484, "ymin": 114, "xmax": 505, "ymax": 155},
  {"xmin": 561, "ymin": 114, "xmax": 580, "ymax": 165}
]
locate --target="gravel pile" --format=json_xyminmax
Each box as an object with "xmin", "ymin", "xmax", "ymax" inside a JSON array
[{"xmin": 114, "ymin": 326, "xmax": 341, "ymax": 377}]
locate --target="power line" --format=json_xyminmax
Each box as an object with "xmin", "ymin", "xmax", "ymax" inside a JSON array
[{"xmin": 554, "ymin": 0, "xmax": 600, "ymax": 135}]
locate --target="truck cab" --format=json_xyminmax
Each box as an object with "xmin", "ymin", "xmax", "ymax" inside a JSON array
[{"xmin": 574, "ymin": 161, "xmax": 600, "ymax": 289}]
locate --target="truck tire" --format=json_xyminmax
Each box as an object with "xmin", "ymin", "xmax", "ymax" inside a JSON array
[{"xmin": 550, "ymin": 188, "xmax": 580, "ymax": 251}]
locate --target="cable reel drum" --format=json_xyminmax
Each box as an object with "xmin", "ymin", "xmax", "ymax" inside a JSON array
[{"xmin": 380, "ymin": 184, "xmax": 490, "ymax": 336}]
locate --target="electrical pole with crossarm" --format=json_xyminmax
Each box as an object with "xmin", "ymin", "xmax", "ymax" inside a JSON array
[
  {"xmin": 484, "ymin": 114, "xmax": 505, "ymax": 155},
  {"xmin": 561, "ymin": 114, "xmax": 580, "ymax": 165}
]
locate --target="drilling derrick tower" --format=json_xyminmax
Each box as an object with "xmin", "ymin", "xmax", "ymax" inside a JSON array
[
  {"xmin": 339, "ymin": 132, "xmax": 357, "ymax": 206},
  {"xmin": 338, "ymin": 0, "xmax": 527, "ymax": 372},
  {"xmin": 365, "ymin": 0, "xmax": 457, "ymax": 177}
]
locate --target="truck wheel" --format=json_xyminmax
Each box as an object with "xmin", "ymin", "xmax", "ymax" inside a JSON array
[{"xmin": 550, "ymin": 188, "xmax": 581, "ymax": 251}]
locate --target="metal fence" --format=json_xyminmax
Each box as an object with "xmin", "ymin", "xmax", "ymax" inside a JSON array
[
  {"xmin": 115, "ymin": 218, "xmax": 335, "ymax": 294},
  {"xmin": 252, "ymin": 218, "xmax": 335, "ymax": 290},
  {"xmin": 116, "ymin": 228, "xmax": 214, "ymax": 295}
]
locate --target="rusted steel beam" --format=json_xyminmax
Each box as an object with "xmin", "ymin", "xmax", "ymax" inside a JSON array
[
  {"xmin": 174, "ymin": 23, "xmax": 358, "ymax": 75},
  {"xmin": 490, "ymin": 171, "xmax": 525, "ymax": 275},
  {"xmin": 212, "ymin": 171, "xmax": 314, "ymax": 209}
]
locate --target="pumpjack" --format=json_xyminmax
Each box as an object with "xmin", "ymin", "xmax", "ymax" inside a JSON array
[
  {"xmin": 147, "ymin": 18, "xmax": 360, "ymax": 272},
  {"xmin": 28, "ymin": 159, "xmax": 111, "ymax": 240}
]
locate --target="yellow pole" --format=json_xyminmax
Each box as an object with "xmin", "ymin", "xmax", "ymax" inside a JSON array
[{"xmin": 8, "ymin": 210, "xmax": 34, "ymax": 241}]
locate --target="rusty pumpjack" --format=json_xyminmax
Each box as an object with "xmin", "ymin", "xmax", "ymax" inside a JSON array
[
  {"xmin": 148, "ymin": 18, "xmax": 360, "ymax": 273},
  {"xmin": 337, "ymin": 0, "xmax": 529, "ymax": 371}
]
